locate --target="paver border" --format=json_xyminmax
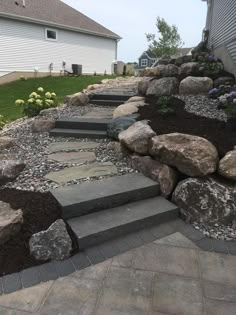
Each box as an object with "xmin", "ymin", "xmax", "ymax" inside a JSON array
[{"xmin": 0, "ymin": 217, "xmax": 235, "ymax": 295}]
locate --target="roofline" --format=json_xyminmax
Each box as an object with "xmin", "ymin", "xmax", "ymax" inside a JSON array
[
  {"xmin": 0, "ymin": 12, "xmax": 122, "ymax": 40},
  {"xmin": 138, "ymin": 51, "xmax": 158, "ymax": 60}
]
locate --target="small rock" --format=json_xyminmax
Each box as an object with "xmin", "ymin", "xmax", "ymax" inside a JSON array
[
  {"xmin": 39, "ymin": 108, "xmax": 58, "ymax": 116},
  {"xmin": 29, "ymin": 219, "xmax": 72, "ymax": 261},
  {"xmin": 218, "ymin": 150, "xmax": 236, "ymax": 180},
  {"xmin": 125, "ymin": 96, "xmax": 145, "ymax": 103},
  {"xmin": 107, "ymin": 115, "xmax": 138, "ymax": 140},
  {"xmin": 0, "ymin": 160, "xmax": 25, "ymax": 183},
  {"xmin": 0, "ymin": 201, "xmax": 23, "ymax": 245},
  {"xmin": 113, "ymin": 101, "xmax": 147, "ymax": 119},
  {"xmin": 31, "ymin": 120, "xmax": 55, "ymax": 133},
  {"xmin": 66, "ymin": 92, "xmax": 90, "ymax": 106},
  {"xmin": 0, "ymin": 136, "xmax": 15, "ymax": 150}
]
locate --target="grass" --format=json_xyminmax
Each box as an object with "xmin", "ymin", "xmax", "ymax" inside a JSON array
[{"xmin": 0, "ymin": 75, "xmax": 116, "ymax": 121}]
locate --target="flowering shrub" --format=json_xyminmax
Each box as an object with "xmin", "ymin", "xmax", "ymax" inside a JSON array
[
  {"xmin": 0, "ymin": 115, "xmax": 6, "ymax": 129},
  {"xmin": 15, "ymin": 87, "xmax": 58, "ymax": 117}
]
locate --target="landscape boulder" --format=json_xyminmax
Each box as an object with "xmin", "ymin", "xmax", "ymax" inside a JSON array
[
  {"xmin": 119, "ymin": 120, "xmax": 156, "ymax": 155},
  {"xmin": 0, "ymin": 137, "xmax": 15, "ymax": 150},
  {"xmin": 107, "ymin": 114, "xmax": 138, "ymax": 140},
  {"xmin": 31, "ymin": 119, "xmax": 55, "ymax": 133},
  {"xmin": 39, "ymin": 108, "xmax": 58, "ymax": 116},
  {"xmin": 214, "ymin": 76, "xmax": 235, "ymax": 87},
  {"xmin": 179, "ymin": 76, "xmax": 213, "ymax": 95},
  {"xmin": 29, "ymin": 219, "xmax": 72, "ymax": 261},
  {"xmin": 172, "ymin": 177, "xmax": 236, "ymax": 225},
  {"xmin": 138, "ymin": 79, "xmax": 150, "ymax": 96},
  {"xmin": 0, "ymin": 160, "xmax": 25, "ymax": 183},
  {"xmin": 113, "ymin": 101, "xmax": 147, "ymax": 118},
  {"xmin": 149, "ymin": 133, "xmax": 218, "ymax": 177},
  {"xmin": 146, "ymin": 77, "xmax": 179, "ymax": 96},
  {"xmin": 0, "ymin": 201, "xmax": 24, "ymax": 245},
  {"xmin": 129, "ymin": 155, "xmax": 178, "ymax": 197},
  {"xmin": 178, "ymin": 62, "xmax": 200, "ymax": 79},
  {"xmin": 145, "ymin": 64, "xmax": 179, "ymax": 77},
  {"xmin": 66, "ymin": 92, "xmax": 90, "ymax": 106},
  {"xmin": 126, "ymin": 96, "xmax": 145, "ymax": 103},
  {"xmin": 218, "ymin": 150, "xmax": 236, "ymax": 181}
]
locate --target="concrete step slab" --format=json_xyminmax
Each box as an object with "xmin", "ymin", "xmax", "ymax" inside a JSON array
[
  {"xmin": 46, "ymin": 161, "xmax": 117, "ymax": 184},
  {"xmin": 67, "ymin": 196, "xmax": 179, "ymax": 249},
  {"xmin": 51, "ymin": 173, "xmax": 160, "ymax": 219},
  {"xmin": 90, "ymin": 94, "xmax": 133, "ymax": 101},
  {"xmin": 48, "ymin": 141, "xmax": 99, "ymax": 154},
  {"xmin": 89, "ymin": 100, "xmax": 125, "ymax": 106},
  {"xmin": 48, "ymin": 151, "xmax": 96, "ymax": 163},
  {"xmin": 55, "ymin": 118, "xmax": 110, "ymax": 131},
  {"xmin": 49, "ymin": 128, "xmax": 107, "ymax": 139}
]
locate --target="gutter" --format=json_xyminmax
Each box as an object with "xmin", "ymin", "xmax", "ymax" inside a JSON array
[{"xmin": 0, "ymin": 12, "xmax": 122, "ymax": 40}]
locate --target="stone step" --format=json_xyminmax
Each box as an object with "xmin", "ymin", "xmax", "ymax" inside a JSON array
[
  {"xmin": 89, "ymin": 99, "xmax": 125, "ymax": 106},
  {"xmin": 67, "ymin": 196, "xmax": 179, "ymax": 249},
  {"xmin": 55, "ymin": 118, "xmax": 110, "ymax": 131},
  {"xmin": 49, "ymin": 128, "xmax": 107, "ymax": 139},
  {"xmin": 90, "ymin": 94, "xmax": 132, "ymax": 101},
  {"xmin": 51, "ymin": 173, "xmax": 160, "ymax": 219}
]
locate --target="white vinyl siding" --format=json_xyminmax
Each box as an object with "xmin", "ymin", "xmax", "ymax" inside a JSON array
[
  {"xmin": 0, "ymin": 18, "xmax": 117, "ymax": 75},
  {"xmin": 208, "ymin": 0, "xmax": 236, "ymax": 49}
]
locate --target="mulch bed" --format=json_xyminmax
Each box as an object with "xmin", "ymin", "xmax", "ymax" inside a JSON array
[
  {"xmin": 0, "ymin": 189, "xmax": 77, "ymax": 276},
  {"xmin": 138, "ymin": 96, "xmax": 236, "ymax": 157}
]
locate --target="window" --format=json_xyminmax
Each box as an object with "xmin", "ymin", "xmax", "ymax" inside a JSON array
[
  {"xmin": 141, "ymin": 59, "xmax": 148, "ymax": 67},
  {"xmin": 45, "ymin": 28, "xmax": 58, "ymax": 41}
]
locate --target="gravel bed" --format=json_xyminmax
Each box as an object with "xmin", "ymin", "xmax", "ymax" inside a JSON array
[
  {"xmin": 0, "ymin": 105, "xmax": 134, "ymax": 192},
  {"xmin": 178, "ymin": 95, "xmax": 227, "ymax": 121},
  {"xmin": 193, "ymin": 222, "xmax": 236, "ymax": 241}
]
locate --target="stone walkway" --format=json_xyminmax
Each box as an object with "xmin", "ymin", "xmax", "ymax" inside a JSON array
[{"xmin": 0, "ymin": 231, "xmax": 235, "ymax": 314}]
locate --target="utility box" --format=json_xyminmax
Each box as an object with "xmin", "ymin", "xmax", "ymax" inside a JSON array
[{"xmin": 72, "ymin": 64, "xmax": 82, "ymax": 75}]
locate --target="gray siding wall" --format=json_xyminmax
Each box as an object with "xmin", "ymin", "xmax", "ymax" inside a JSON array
[{"xmin": 208, "ymin": 0, "xmax": 236, "ymax": 49}]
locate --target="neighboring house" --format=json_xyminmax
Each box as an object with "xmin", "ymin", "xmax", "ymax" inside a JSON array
[
  {"xmin": 0, "ymin": 0, "xmax": 121, "ymax": 79},
  {"xmin": 138, "ymin": 50, "xmax": 158, "ymax": 69},
  {"xmin": 171, "ymin": 47, "xmax": 193, "ymax": 58},
  {"xmin": 202, "ymin": 0, "xmax": 236, "ymax": 78}
]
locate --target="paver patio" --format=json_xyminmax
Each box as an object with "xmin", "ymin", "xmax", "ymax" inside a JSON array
[{"xmin": 0, "ymin": 232, "xmax": 235, "ymax": 315}]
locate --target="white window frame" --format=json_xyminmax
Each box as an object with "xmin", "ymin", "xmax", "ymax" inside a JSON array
[
  {"xmin": 45, "ymin": 28, "xmax": 58, "ymax": 41},
  {"xmin": 141, "ymin": 59, "xmax": 148, "ymax": 67}
]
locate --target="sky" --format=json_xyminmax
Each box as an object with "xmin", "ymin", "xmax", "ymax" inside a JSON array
[{"xmin": 62, "ymin": 0, "xmax": 207, "ymax": 63}]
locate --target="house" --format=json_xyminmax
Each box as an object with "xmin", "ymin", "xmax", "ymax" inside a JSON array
[
  {"xmin": 0, "ymin": 0, "xmax": 121, "ymax": 81},
  {"xmin": 202, "ymin": 0, "xmax": 236, "ymax": 78},
  {"xmin": 138, "ymin": 50, "xmax": 158, "ymax": 69}
]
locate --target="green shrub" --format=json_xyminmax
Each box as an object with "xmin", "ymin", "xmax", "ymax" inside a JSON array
[
  {"xmin": 15, "ymin": 87, "xmax": 58, "ymax": 117},
  {"xmin": 157, "ymin": 96, "xmax": 175, "ymax": 115},
  {"xmin": 224, "ymin": 103, "xmax": 236, "ymax": 119}
]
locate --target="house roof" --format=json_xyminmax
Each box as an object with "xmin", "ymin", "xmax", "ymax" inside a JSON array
[
  {"xmin": 139, "ymin": 50, "xmax": 158, "ymax": 60},
  {"xmin": 0, "ymin": 0, "xmax": 120, "ymax": 40},
  {"xmin": 177, "ymin": 47, "xmax": 193, "ymax": 56}
]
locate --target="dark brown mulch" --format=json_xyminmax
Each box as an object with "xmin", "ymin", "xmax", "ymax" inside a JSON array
[
  {"xmin": 0, "ymin": 189, "xmax": 63, "ymax": 276},
  {"xmin": 138, "ymin": 96, "xmax": 236, "ymax": 157}
]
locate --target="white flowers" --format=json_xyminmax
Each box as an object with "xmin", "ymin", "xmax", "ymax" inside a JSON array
[
  {"xmin": 37, "ymin": 87, "xmax": 44, "ymax": 92},
  {"xmin": 45, "ymin": 92, "xmax": 52, "ymax": 99},
  {"xmin": 15, "ymin": 99, "xmax": 25, "ymax": 106}
]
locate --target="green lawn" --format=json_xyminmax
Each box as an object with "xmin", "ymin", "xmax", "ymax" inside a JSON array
[{"xmin": 0, "ymin": 75, "xmax": 116, "ymax": 121}]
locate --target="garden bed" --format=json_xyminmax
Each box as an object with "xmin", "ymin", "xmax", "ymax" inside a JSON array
[
  {"xmin": 138, "ymin": 96, "xmax": 236, "ymax": 157},
  {"xmin": 0, "ymin": 188, "xmax": 78, "ymax": 276}
]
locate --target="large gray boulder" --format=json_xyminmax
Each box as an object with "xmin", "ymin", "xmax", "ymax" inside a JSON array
[
  {"xmin": 66, "ymin": 92, "xmax": 89, "ymax": 106},
  {"xmin": 179, "ymin": 76, "xmax": 213, "ymax": 95},
  {"xmin": 29, "ymin": 219, "xmax": 72, "ymax": 261},
  {"xmin": 119, "ymin": 120, "xmax": 156, "ymax": 155},
  {"xmin": 145, "ymin": 64, "xmax": 179, "ymax": 77},
  {"xmin": 0, "ymin": 137, "xmax": 15, "ymax": 150},
  {"xmin": 179, "ymin": 62, "xmax": 200, "ymax": 79},
  {"xmin": 0, "ymin": 201, "xmax": 24, "ymax": 244},
  {"xmin": 138, "ymin": 79, "xmax": 150, "ymax": 96},
  {"xmin": 125, "ymin": 96, "xmax": 145, "ymax": 103},
  {"xmin": 214, "ymin": 76, "xmax": 235, "ymax": 87},
  {"xmin": 149, "ymin": 133, "xmax": 218, "ymax": 177},
  {"xmin": 129, "ymin": 155, "xmax": 178, "ymax": 197},
  {"xmin": 172, "ymin": 177, "xmax": 236, "ymax": 225},
  {"xmin": 218, "ymin": 150, "xmax": 236, "ymax": 181},
  {"xmin": 0, "ymin": 160, "xmax": 25, "ymax": 184},
  {"xmin": 31, "ymin": 119, "xmax": 55, "ymax": 133},
  {"xmin": 146, "ymin": 78, "xmax": 179, "ymax": 96},
  {"xmin": 107, "ymin": 114, "xmax": 138, "ymax": 140},
  {"xmin": 113, "ymin": 101, "xmax": 147, "ymax": 118}
]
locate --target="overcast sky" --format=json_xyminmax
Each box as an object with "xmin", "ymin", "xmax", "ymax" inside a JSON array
[{"xmin": 62, "ymin": 0, "xmax": 207, "ymax": 63}]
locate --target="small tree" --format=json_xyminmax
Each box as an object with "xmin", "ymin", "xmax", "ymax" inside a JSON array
[{"xmin": 146, "ymin": 17, "xmax": 184, "ymax": 58}]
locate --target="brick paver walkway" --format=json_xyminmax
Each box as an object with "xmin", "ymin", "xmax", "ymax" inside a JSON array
[{"xmin": 0, "ymin": 232, "xmax": 235, "ymax": 315}]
